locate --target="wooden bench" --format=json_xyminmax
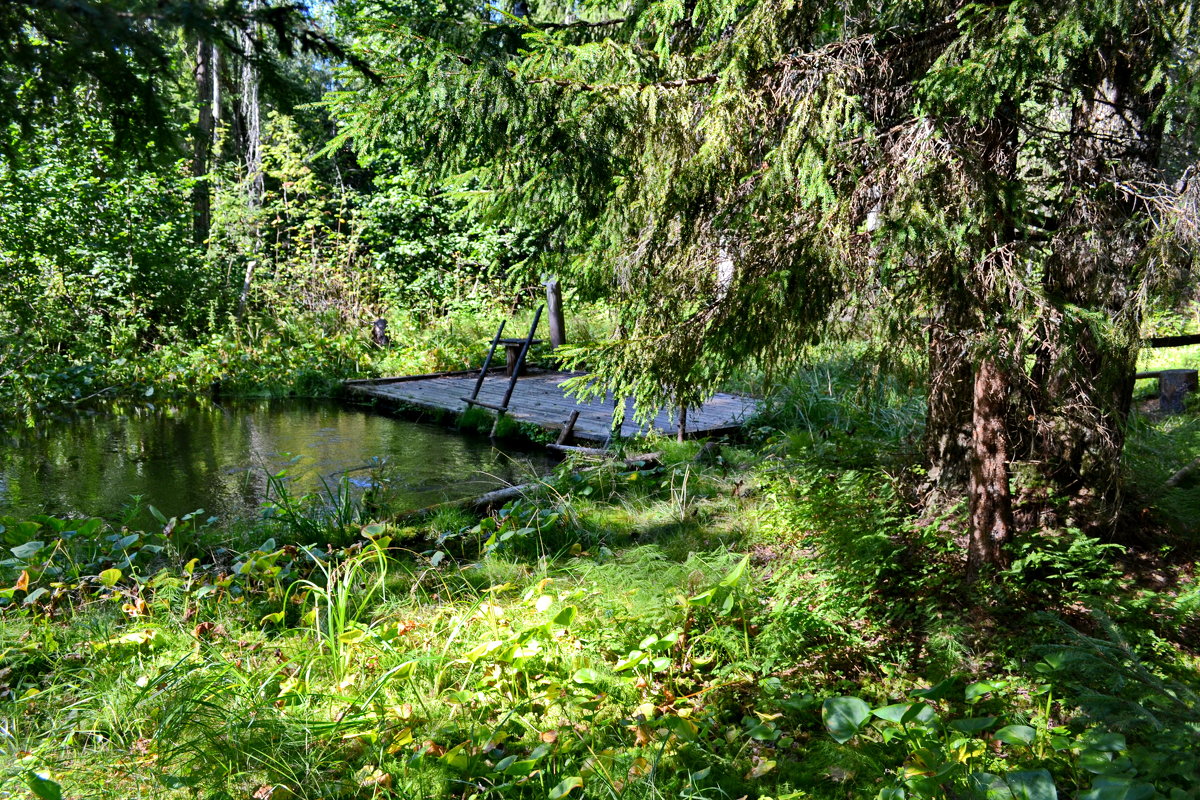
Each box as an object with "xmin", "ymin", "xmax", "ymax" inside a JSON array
[{"xmin": 1135, "ymin": 369, "xmax": 1199, "ymax": 413}]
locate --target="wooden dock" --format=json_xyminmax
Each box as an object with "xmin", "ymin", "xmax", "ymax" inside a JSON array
[{"xmin": 344, "ymin": 369, "xmax": 757, "ymax": 444}]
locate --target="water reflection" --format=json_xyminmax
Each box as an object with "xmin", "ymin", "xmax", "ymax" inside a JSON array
[{"xmin": 0, "ymin": 399, "xmax": 553, "ymax": 524}]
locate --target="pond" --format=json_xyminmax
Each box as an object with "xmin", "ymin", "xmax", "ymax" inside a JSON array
[{"xmin": 0, "ymin": 399, "xmax": 554, "ymax": 526}]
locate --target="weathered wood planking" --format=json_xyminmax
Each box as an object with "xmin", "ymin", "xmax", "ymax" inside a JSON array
[{"xmin": 345, "ymin": 370, "xmax": 757, "ymax": 443}]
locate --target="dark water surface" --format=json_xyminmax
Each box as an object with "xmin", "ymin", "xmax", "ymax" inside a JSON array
[{"xmin": 0, "ymin": 399, "xmax": 553, "ymax": 524}]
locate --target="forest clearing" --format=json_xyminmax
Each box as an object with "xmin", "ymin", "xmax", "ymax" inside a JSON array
[{"xmin": 3, "ymin": 1, "xmax": 1200, "ymax": 798}]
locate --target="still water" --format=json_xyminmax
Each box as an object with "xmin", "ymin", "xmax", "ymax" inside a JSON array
[{"xmin": 0, "ymin": 399, "xmax": 553, "ymax": 524}]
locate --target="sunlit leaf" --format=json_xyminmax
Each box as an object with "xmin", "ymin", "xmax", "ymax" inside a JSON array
[
  {"xmin": 822, "ymin": 696, "xmax": 871, "ymax": 743},
  {"xmin": 994, "ymin": 725, "xmax": 1036, "ymax": 746},
  {"xmin": 718, "ymin": 554, "xmax": 750, "ymax": 588},
  {"xmin": 548, "ymin": 776, "xmax": 583, "ymax": 798},
  {"xmin": 25, "ymin": 771, "xmax": 62, "ymax": 800}
]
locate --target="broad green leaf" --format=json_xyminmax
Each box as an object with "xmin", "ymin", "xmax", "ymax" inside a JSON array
[
  {"xmin": 994, "ymin": 725, "xmax": 1036, "ymax": 746},
  {"xmin": 504, "ymin": 758, "xmax": 541, "ymax": 776},
  {"xmin": 746, "ymin": 723, "xmax": 779, "ymax": 741},
  {"xmin": 1083, "ymin": 732, "xmax": 1127, "ymax": 752},
  {"xmin": 551, "ymin": 605, "xmax": 577, "ymax": 627},
  {"xmin": 548, "ymin": 776, "xmax": 583, "ymax": 799},
  {"xmin": 613, "ymin": 650, "xmax": 646, "ymax": 671},
  {"xmin": 11, "ymin": 541, "xmax": 44, "ymax": 559},
  {"xmin": 969, "ymin": 772, "xmax": 1013, "ymax": 800},
  {"xmin": 98, "ymin": 568, "xmax": 122, "ymax": 587},
  {"xmin": 572, "ymin": 668, "xmax": 602, "ymax": 684},
  {"xmin": 872, "ymin": 703, "xmax": 911, "ymax": 723},
  {"xmin": 822, "ymin": 696, "xmax": 871, "ymax": 743},
  {"xmin": 1004, "ymin": 769, "xmax": 1058, "ymax": 800},
  {"xmin": 23, "ymin": 587, "xmax": 49, "ymax": 605},
  {"xmin": 949, "ymin": 716, "xmax": 997, "ymax": 733},
  {"xmin": 25, "ymin": 771, "xmax": 62, "ymax": 800},
  {"xmin": 901, "ymin": 702, "xmax": 937, "ymax": 725},
  {"xmin": 441, "ymin": 742, "xmax": 474, "ymax": 771},
  {"xmin": 966, "ymin": 680, "xmax": 1006, "ymax": 702},
  {"xmin": 911, "ymin": 678, "xmax": 958, "ymax": 701},
  {"xmin": 873, "ymin": 702, "xmax": 933, "ymax": 724},
  {"xmin": 148, "ymin": 505, "xmax": 168, "ymax": 524},
  {"xmin": 719, "ymin": 554, "xmax": 750, "ymax": 588},
  {"xmin": 1080, "ymin": 777, "xmax": 1155, "ymax": 800},
  {"xmin": 464, "ymin": 640, "xmax": 503, "ymax": 662}
]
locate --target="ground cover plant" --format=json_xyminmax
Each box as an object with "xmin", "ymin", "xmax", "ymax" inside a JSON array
[
  {"xmin": 4, "ymin": 358, "xmax": 1199, "ymax": 799},
  {"xmin": 4, "ymin": 1, "xmax": 1200, "ymax": 797}
]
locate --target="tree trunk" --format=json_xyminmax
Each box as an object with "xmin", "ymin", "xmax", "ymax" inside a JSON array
[
  {"xmin": 968, "ymin": 358, "xmax": 1013, "ymax": 579},
  {"xmin": 1030, "ymin": 34, "xmax": 1162, "ymax": 523},
  {"xmin": 235, "ymin": 5, "xmax": 263, "ymax": 321},
  {"xmin": 191, "ymin": 38, "xmax": 214, "ymax": 246},
  {"xmin": 925, "ymin": 298, "xmax": 974, "ymax": 493},
  {"xmin": 240, "ymin": 19, "xmax": 263, "ymax": 216}
]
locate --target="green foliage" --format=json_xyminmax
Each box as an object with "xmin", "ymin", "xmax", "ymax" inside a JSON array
[
  {"xmin": 0, "ymin": 0, "xmax": 368, "ymax": 160},
  {"xmin": 819, "ymin": 681, "xmax": 1170, "ymax": 799}
]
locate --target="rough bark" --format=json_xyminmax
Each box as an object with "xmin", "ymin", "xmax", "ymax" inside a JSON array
[
  {"xmin": 968, "ymin": 358, "xmax": 1013, "ymax": 579},
  {"xmin": 925, "ymin": 299, "xmax": 974, "ymax": 493}
]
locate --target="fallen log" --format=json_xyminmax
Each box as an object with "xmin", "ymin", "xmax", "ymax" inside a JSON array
[
  {"xmin": 1166, "ymin": 457, "xmax": 1200, "ymax": 488},
  {"xmin": 394, "ymin": 451, "xmax": 664, "ymax": 522}
]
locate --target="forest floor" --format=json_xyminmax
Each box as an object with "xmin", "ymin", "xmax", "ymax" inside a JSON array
[
  {"xmin": 3, "ymin": 344, "xmax": 1200, "ymax": 799},
  {"xmin": 4, "ymin": 386, "xmax": 1200, "ymax": 799}
]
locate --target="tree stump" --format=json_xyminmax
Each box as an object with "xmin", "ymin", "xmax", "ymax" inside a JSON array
[
  {"xmin": 372, "ymin": 318, "xmax": 390, "ymax": 348},
  {"xmin": 1159, "ymin": 369, "xmax": 1198, "ymax": 414}
]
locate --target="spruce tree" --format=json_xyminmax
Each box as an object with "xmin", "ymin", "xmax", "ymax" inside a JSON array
[{"xmin": 333, "ymin": 0, "xmax": 1200, "ymax": 568}]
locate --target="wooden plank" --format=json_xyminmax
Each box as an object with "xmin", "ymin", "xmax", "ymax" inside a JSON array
[
  {"xmin": 344, "ymin": 367, "xmax": 502, "ymax": 386},
  {"xmin": 347, "ymin": 370, "xmax": 753, "ymax": 442},
  {"xmin": 1146, "ymin": 334, "xmax": 1200, "ymax": 348}
]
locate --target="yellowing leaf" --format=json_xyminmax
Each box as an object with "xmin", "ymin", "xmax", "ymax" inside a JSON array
[{"xmin": 548, "ymin": 776, "xmax": 583, "ymax": 799}]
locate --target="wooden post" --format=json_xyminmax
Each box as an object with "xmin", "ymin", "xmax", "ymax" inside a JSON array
[
  {"xmin": 500, "ymin": 305, "xmax": 543, "ymax": 411},
  {"xmin": 546, "ymin": 279, "xmax": 566, "ymax": 349},
  {"xmin": 1160, "ymin": 369, "xmax": 1198, "ymax": 414},
  {"xmin": 372, "ymin": 318, "xmax": 390, "ymax": 348},
  {"xmin": 468, "ymin": 321, "xmax": 506, "ymax": 402},
  {"xmin": 555, "ymin": 410, "xmax": 580, "ymax": 446}
]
